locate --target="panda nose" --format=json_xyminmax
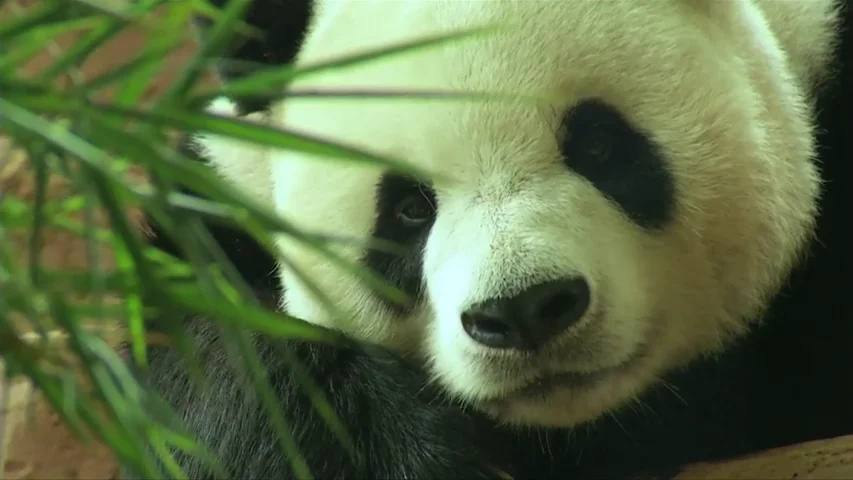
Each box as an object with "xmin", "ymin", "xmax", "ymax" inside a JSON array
[{"xmin": 460, "ymin": 278, "xmax": 591, "ymax": 350}]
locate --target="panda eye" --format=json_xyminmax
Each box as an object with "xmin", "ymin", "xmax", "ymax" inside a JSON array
[
  {"xmin": 560, "ymin": 105, "xmax": 622, "ymax": 166},
  {"xmin": 558, "ymin": 98, "xmax": 676, "ymax": 231},
  {"xmin": 394, "ymin": 193, "xmax": 435, "ymax": 227}
]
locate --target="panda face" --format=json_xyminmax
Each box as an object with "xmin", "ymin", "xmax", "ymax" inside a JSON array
[{"xmin": 209, "ymin": 0, "xmax": 827, "ymax": 428}]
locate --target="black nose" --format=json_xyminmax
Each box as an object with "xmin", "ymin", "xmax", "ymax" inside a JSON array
[{"xmin": 461, "ymin": 278, "xmax": 591, "ymax": 350}]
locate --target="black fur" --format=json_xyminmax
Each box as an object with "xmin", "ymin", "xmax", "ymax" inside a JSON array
[
  {"xmin": 123, "ymin": 313, "xmax": 508, "ymax": 479},
  {"xmin": 147, "ymin": 138, "xmax": 280, "ymax": 294},
  {"xmin": 125, "ymin": 1, "xmax": 852, "ymax": 479},
  {"xmin": 560, "ymin": 99, "xmax": 676, "ymax": 230},
  {"xmin": 196, "ymin": 0, "xmax": 313, "ymax": 114},
  {"xmin": 363, "ymin": 174, "xmax": 437, "ymax": 312}
]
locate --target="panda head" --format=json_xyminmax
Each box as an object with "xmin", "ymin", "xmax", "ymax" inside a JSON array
[{"xmin": 201, "ymin": 0, "xmax": 834, "ymax": 428}]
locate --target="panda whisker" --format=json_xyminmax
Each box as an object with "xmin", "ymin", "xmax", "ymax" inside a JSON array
[
  {"xmin": 604, "ymin": 411, "xmax": 634, "ymax": 443},
  {"xmin": 658, "ymin": 380, "xmax": 688, "ymax": 407}
]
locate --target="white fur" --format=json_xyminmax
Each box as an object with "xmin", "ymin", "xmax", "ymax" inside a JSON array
[
  {"xmin": 198, "ymin": 98, "xmax": 275, "ymax": 206},
  {"xmin": 198, "ymin": 0, "xmax": 839, "ymax": 428}
]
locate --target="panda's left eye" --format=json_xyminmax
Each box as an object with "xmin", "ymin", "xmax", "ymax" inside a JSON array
[
  {"xmin": 368, "ymin": 173, "xmax": 438, "ymax": 305},
  {"xmin": 558, "ymin": 98, "xmax": 676, "ymax": 230},
  {"xmin": 560, "ymin": 103, "xmax": 623, "ymax": 166},
  {"xmin": 394, "ymin": 193, "xmax": 435, "ymax": 227}
]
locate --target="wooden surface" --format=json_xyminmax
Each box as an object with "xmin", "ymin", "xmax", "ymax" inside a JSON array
[
  {"xmin": 2, "ymin": 1, "xmax": 850, "ymax": 478},
  {"xmin": 676, "ymin": 435, "xmax": 853, "ymax": 479}
]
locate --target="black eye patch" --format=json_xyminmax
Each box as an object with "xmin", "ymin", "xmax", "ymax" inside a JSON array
[
  {"xmin": 560, "ymin": 99, "xmax": 676, "ymax": 230},
  {"xmin": 363, "ymin": 173, "xmax": 437, "ymax": 312}
]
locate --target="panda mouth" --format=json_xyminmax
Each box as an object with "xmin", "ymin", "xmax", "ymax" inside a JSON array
[
  {"xmin": 503, "ymin": 349, "xmax": 648, "ymax": 401},
  {"xmin": 512, "ymin": 370, "xmax": 612, "ymax": 399}
]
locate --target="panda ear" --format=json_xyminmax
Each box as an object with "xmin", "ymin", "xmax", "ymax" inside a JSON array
[{"xmin": 193, "ymin": 0, "xmax": 313, "ymax": 113}]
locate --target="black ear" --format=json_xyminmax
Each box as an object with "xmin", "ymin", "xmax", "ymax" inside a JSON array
[{"xmin": 196, "ymin": 0, "xmax": 313, "ymax": 114}]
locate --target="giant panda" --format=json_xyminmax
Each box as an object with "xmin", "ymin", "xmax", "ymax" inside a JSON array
[{"xmin": 125, "ymin": 0, "xmax": 852, "ymax": 478}]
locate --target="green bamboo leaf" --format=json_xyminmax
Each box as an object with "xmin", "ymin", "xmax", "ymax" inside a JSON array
[
  {"xmin": 58, "ymin": 110, "xmax": 393, "ymax": 289},
  {"xmin": 37, "ymin": 21, "xmax": 127, "ymax": 83},
  {"xmin": 4, "ymin": 98, "xmax": 413, "ymax": 310},
  {"xmin": 66, "ymin": 0, "xmax": 158, "ymax": 23},
  {"xmin": 165, "ymin": 280, "xmax": 348, "ymax": 343},
  {"xmin": 0, "ymin": 195, "xmax": 29, "ymax": 222},
  {"xmin": 27, "ymin": 147, "xmax": 49, "ymax": 287},
  {"xmin": 90, "ymin": 337, "xmax": 219, "ymax": 479},
  {"xmin": 3, "ymin": 351, "xmax": 89, "ymax": 441},
  {"xmin": 191, "ymin": 0, "xmax": 263, "ymax": 39},
  {"xmin": 275, "ymin": 342, "xmax": 356, "ymax": 459},
  {"xmin": 216, "ymin": 317, "xmax": 313, "ymax": 480},
  {"xmin": 37, "ymin": 0, "xmax": 165, "ymax": 83},
  {"xmin": 48, "ymin": 299, "xmax": 185, "ymax": 477},
  {"xmin": 149, "ymin": 433, "xmax": 190, "ymax": 480},
  {"xmin": 0, "ymin": 41, "xmax": 56, "ymax": 74},
  {"xmin": 0, "ymin": 99, "xmax": 161, "ymax": 305},
  {"xmin": 3, "ymin": 15, "xmax": 104, "ymax": 47},
  {"xmin": 64, "ymin": 302, "xmax": 135, "ymax": 319},
  {"xmin": 150, "ymin": 415, "xmax": 228, "ymax": 478},
  {"xmin": 113, "ymin": 2, "xmax": 194, "ymax": 106},
  {"xmin": 173, "ymin": 206, "xmax": 362, "ymax": 329},
  {"xmin": 154, "ymin": 0, "xmax": 254, "ymax": 107},
  {"xmin": 35, "ymin": 269, "xmax": 129, "ymax": 293},
  {"xmin": 4, "ymin": 211, "xmax": 118, "ymax": 245},
  {"xmin": 106, "ymin": 35, "xmax": 187, "ymax": 105},
  {"xmin": 4, "ymin": 98, "xmax": 407, "ymax": 249},
  {"xmin": 9, "ymin": 92, "xmax": 440, "ymax": 180},
  {"xmin": 2, "ymin": 101, "xmax": 405, "ymax": 309},
  {"xmin": 206, "ymin": 25, "xmax": 500, "ymax": 100},
  {"xmin": 184, "ymin": 256, "xmax": 314, "ymax": 479},
  {"xmin": 80, "ymin": 169, "xmax": 109, "ymax": 371},
  {"xmin": 53, "ymin": 195, "xmax": 89, "ymax": 214},
  {"xmin": 2, "ymin": 289, "xmax": 162, "ymax": 477},
  {"xmin": 113, "ymin": 231, "xmax": 148, "ymax": 369},
  {"xmin": 129, "ymin": 107, "xmax": 439, "ymax": 179},
  {"xmin": 201, "ymin": 87, "xmax": 549, "ymax": 109},
  {"xmin": 0, "ymin": 6, "xmax": 512, "ymax": 476},
  {"xmin": 0, "ymin": 0, "xmax": 62, "ymax": 39}
]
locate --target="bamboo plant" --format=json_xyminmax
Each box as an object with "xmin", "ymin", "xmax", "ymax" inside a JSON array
[{"xmin": 0, "ymin": 0, "xmax": 503, "ymax": 478}]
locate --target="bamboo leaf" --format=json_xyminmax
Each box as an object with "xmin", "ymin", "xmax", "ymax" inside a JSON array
[
  {"xmin": 207, "ymin": 25, "xmax": 500, "ymax": 99},
  {"xmin": 37, "ymin": 0, "xmax": 165, "ymax": 83},
  {"xmin": 154, "ymin": 0, "xmax": 253, "ymax": 107},
  {"xmin": 0, "ymin": 4, "xmax": 501, "ymax": 477},
  {"xmin": 9, "ymin": 92, "xmax": 440, "ymax": 180},
  {"xmin": 0, "ymin": 0, "xmax": 62, "ymax": 39}
]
